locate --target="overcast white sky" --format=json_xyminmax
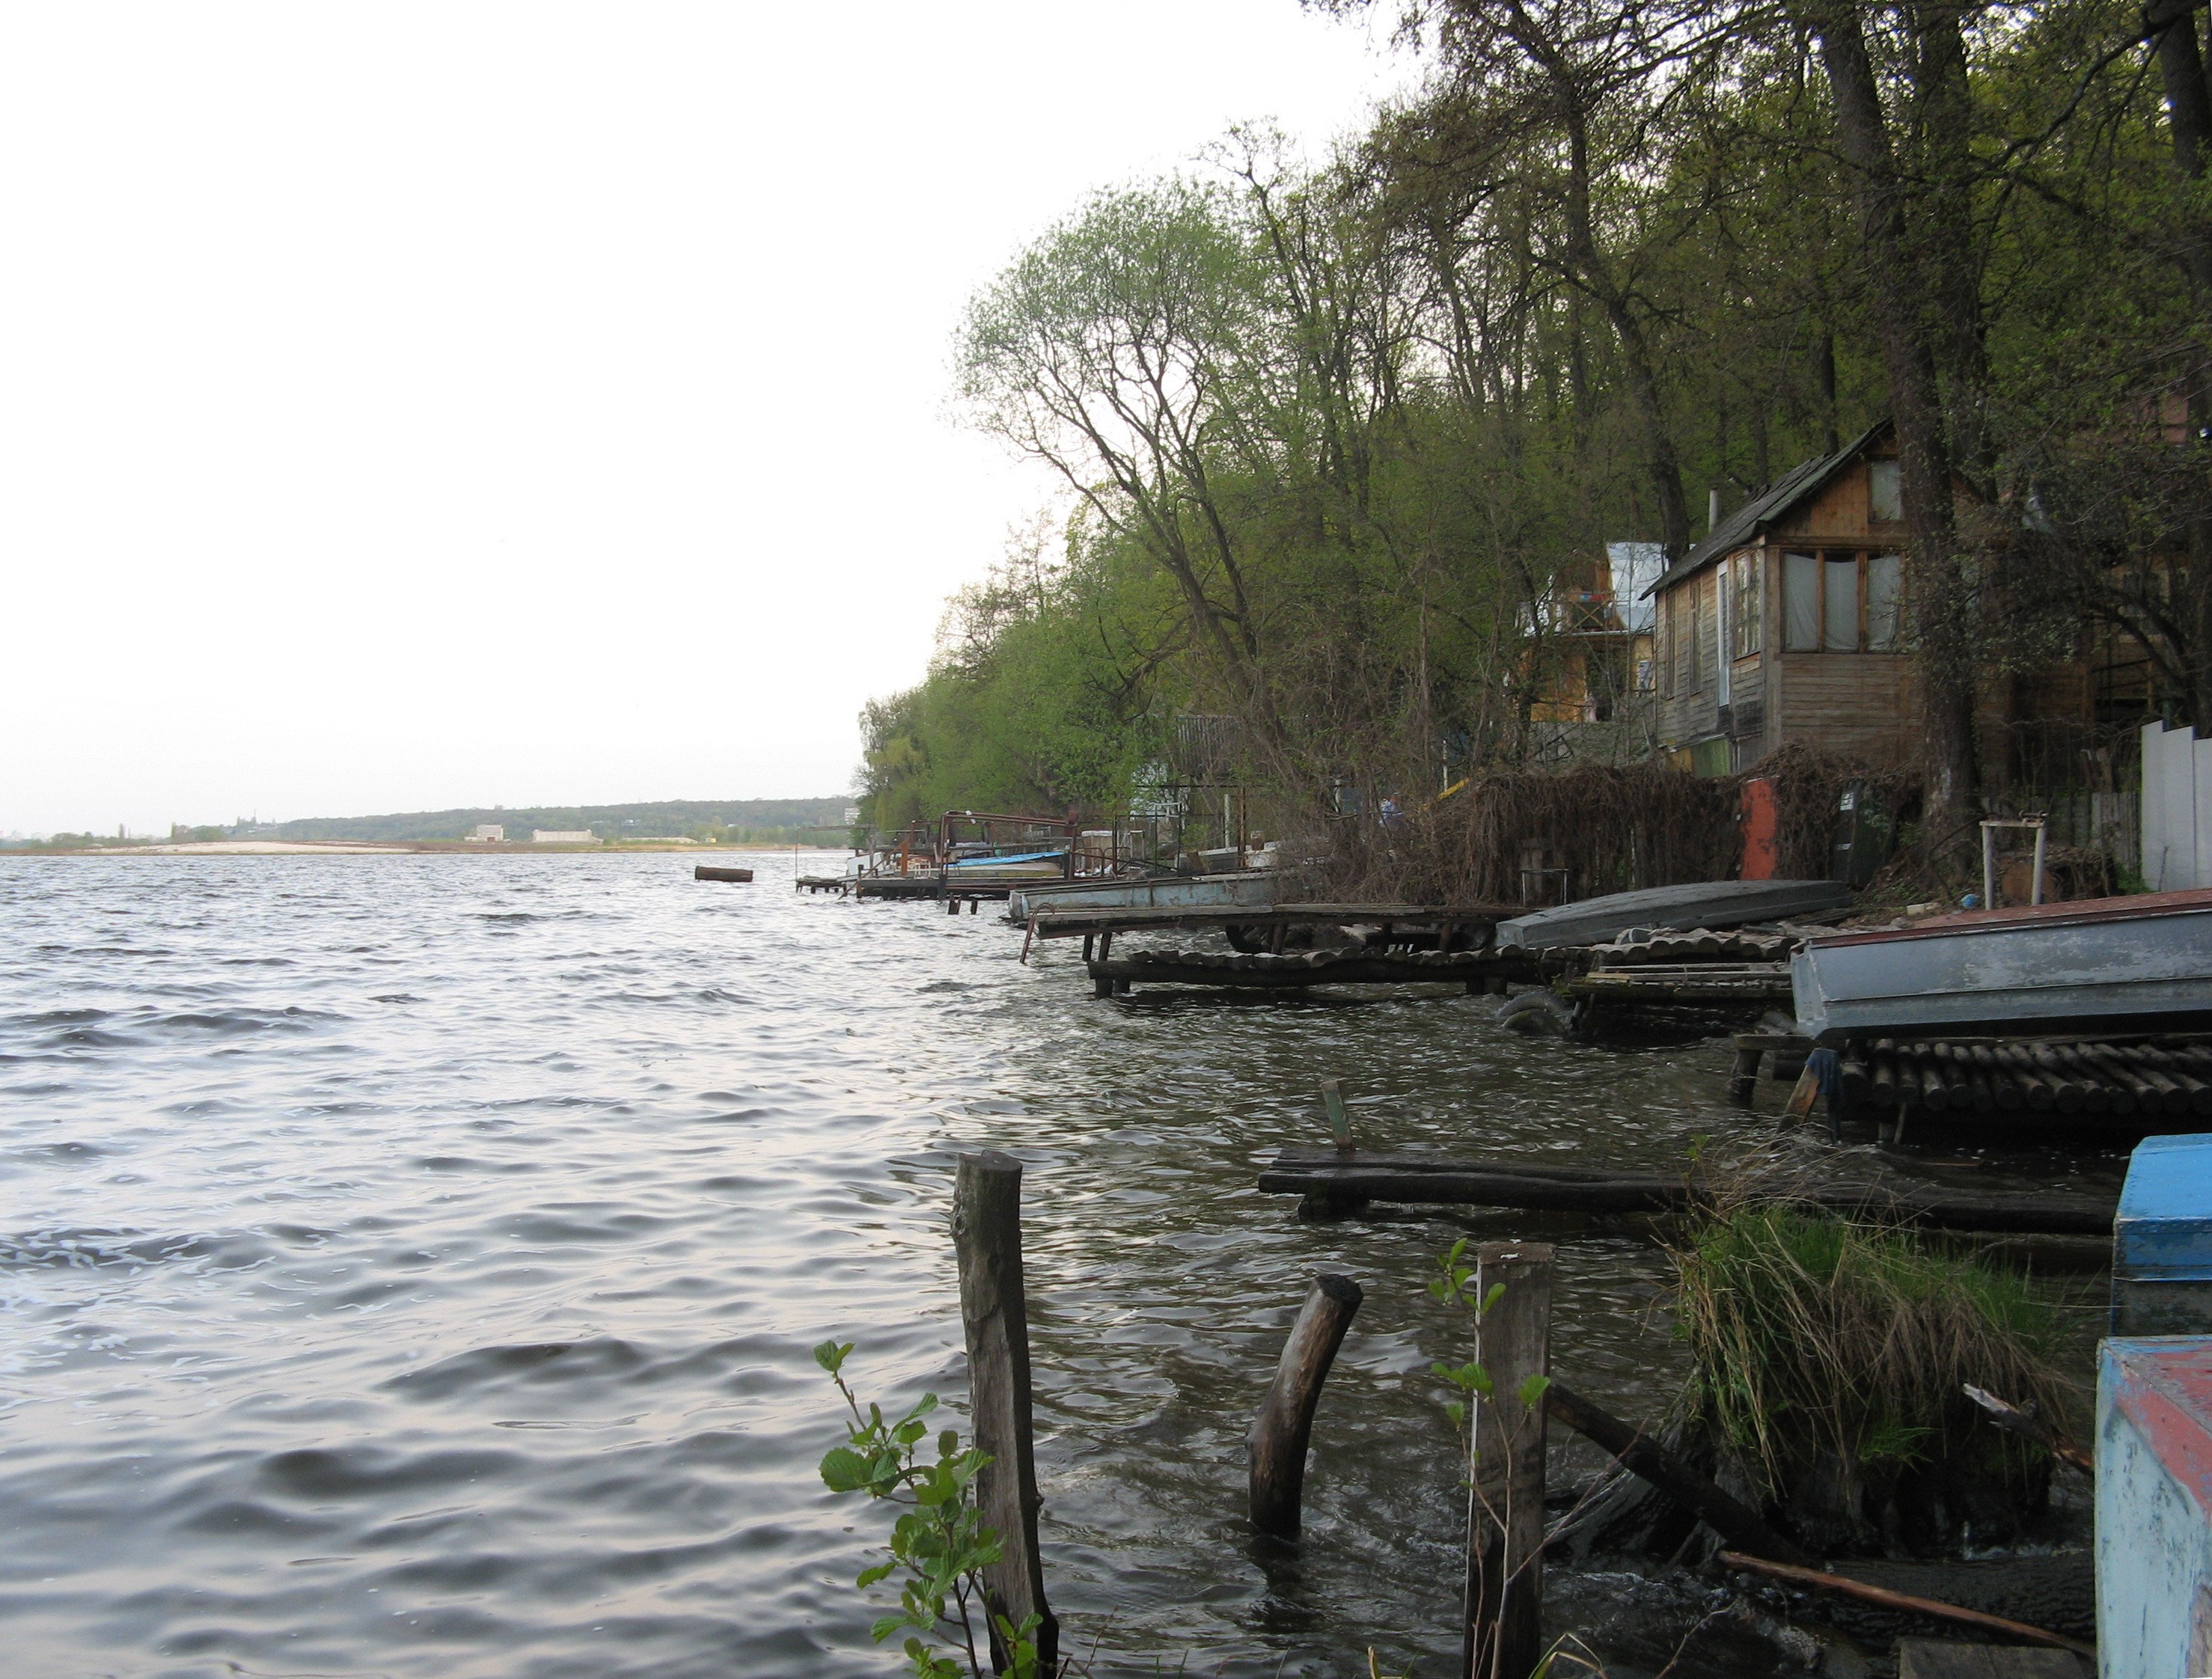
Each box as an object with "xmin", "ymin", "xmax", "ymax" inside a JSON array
[{"xmin": 0, "ymin": 3, "xmax": 1415, "ymax": 834}]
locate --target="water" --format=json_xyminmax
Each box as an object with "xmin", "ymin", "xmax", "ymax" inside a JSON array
[{"xmin": 0, "ymin": 853, "xmax": 1898, "ymax": 1675}]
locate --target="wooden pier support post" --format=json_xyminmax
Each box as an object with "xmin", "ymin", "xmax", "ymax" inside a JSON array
[
  {"xmin": 1247, "ymin": 1273, "xmax": 1363, "ymax": 1538},
  {"xmin": 1728, "ymin": 1036, "xmax": 1764, "ymax": 1108},
  {"xmin": 952, "ymin": 1152, "xmax": 1059, "ymax": 1675},
  {"xmin": 1463, "ymin": 1242, "xmax": 1553, "ymax": 1679}
]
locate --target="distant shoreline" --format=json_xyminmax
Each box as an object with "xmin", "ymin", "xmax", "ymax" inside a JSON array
[{"xmin": 12, "ymin": 841, "xmax": 847, "ymax": 857}]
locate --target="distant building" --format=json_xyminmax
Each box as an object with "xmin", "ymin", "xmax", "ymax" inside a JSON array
[
  {"xmin": 1646, "ymin": 420, "xmax": 2004, "ymax": 774},
  {"xmin": 1524, "ymin": 542, "xmax": 1662, "ymax": 765},
  {"xmin": 469, "ymin": 824, "xmax": 504, "ymax": 842},
  {"xmin": 531, "ymin": 829, "xmax": 596, "ymax": 844}
]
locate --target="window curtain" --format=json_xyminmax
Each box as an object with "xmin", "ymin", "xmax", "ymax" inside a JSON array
[
  {"xmin": 1782, "ymin": 552, "xmax": 1818, "ymax": 651},
  {"xmin": 1821, "ymin": 557, "xmax": 1859, "ymax": 652}
]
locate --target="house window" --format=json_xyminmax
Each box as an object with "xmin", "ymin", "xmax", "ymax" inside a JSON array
[
  {"xmin": 1869, "ymin": 459, "xmax": 1902, "ymax": 523},
  {"xmin": 1730, "ymin": 551, "xmax": 1762, "ymax": 658},
  {"xmin": 1783, "ymin": 551, "xmax": 1820, "ymax": 651},
  {"xmin": 1867, "ymin": 552, "xmax": 1902, "ymax": 649},
  {"xmin": 1673, "ymin": 585, "xmax": 1699, "ymax": 693},
  {"xmin": 1821, "ymin": 556, "xmax": 1859, "ymax": 652},
  {"xmin": 1783, "ymin": 549, "xmax": 1904, "ymax": 653},
  {"xmin": 1699, "ymin": 572, "xmax": 1719, "ymax": 689}
]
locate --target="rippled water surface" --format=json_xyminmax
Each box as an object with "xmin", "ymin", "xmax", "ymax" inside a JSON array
[{"xmin": 1, "ymin": 853, "xmax": 1802, "ymax": 1678}]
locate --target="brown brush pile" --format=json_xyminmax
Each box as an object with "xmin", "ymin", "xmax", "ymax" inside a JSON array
[
  {"xmin": 1330, "ymin": 747, "xmax": 1923, "ymax": 905},
  {"xmin": 1756, "ymin": 742, "xmax": 1922, "ymax": 881}
]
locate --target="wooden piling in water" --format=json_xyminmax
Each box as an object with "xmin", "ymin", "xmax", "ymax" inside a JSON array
[
  {"xmin": 1464, "ymin": 1242, "xmax": 1551, "ymax": 1679},
  {"xmin": 1247, "ymin": 1273, "xmax": 1363, "ymax": 1538},
  {"xmin": 952, "ymin": 1152, "xmax": 1058, "ymax": 1675}
]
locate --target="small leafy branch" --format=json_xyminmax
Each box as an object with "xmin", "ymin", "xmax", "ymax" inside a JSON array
[
  {"xmin": 1427, "ymin": 1238, "xmax": 1550, "ymax": 1481},
  {"xmin": 813, "ymin": 1339, "xmax": 1045, "ymax": 1679}
]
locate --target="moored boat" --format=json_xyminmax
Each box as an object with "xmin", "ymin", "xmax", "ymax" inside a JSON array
[{"xmin": 1793, "ymin": 888, "xmax": 2212, "ymax": 1042}]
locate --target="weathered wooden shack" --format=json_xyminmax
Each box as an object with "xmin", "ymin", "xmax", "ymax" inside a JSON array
[{"xmin": 1646, "ymin": 421, "xmax": 1928, "ymax": 774}]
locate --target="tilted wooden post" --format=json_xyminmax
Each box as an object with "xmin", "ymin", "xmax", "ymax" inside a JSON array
[
  {"xmin": 953, "ymin": 1152, "xmax": 1059, "ymax": 1675},
  {"xmin": 1463, "ymin": 1242, "xmax": 1553, "ymax": 1679},
  {"xmin": 1248, "ymin": 1272, "xmax": 1363, "ymax": 1538},
  {"xmin": 1322, "ymin": 1079, "xmax": 1351, "ymax": 1150}
]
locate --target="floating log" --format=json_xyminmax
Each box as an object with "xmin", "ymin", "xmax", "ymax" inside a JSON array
[
  {"xmin": 1717, "ymin": 1551, "xmax": 2095, "ymax": 1657},
  {"xmin": 1464, "ymin": 1244, "xmax": 1550, "ymax": 1679},
  {"xmin": 1256, "ymin": 1150, "xmax": 2118, "ymax": 1236},
  {"xmin": 694, "ymin": 864, "xmax": 754, "ymax": 883},
  {"xmin": 1542, "ymin": 1381, "xmax": 1813, "ymax": 1566},
  {"xmin": 951, "ymin": 1152, "xmax": 1057, "ymax": 1674},
  {"xmin": 1247, "ymin": 1273, "xmax": 1363, "ymax": 1538}
]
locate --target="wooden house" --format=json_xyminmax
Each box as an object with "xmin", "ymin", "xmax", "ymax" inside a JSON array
[
  {"xmin": 1648, "ymin": 421, "xmax": 1925, "ymax": 774},
  {"xmin": 1526, "ymin": 542, "xmax": 1660, "ymax": 762}
]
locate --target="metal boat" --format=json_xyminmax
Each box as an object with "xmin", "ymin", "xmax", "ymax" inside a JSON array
[
  {"xmin": 1792, "ymin": 887, "xmax": 2212, "ymax": 1042},
  {"xmin": 1005, "ymin": 870, "xmax": 1281, "ymax": 925},
  {"xmin": 1494, "ymin": 879, "xmax": 1854, "ymax": 951}
]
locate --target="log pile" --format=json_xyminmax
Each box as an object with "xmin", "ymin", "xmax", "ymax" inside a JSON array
[{"xmin": 1841, "ymin": 1036, "xmax": 2212, "ymax": 1119}]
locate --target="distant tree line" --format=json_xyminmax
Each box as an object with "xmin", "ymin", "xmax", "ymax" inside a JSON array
[
  {"xmin": 861, "ymin": 0, "xmax": 2212, "ymax": 862},
  {"xmin": 1, "ymin": 800, "xmax": 854, "ymax": 849},
  {"xmin": 257, "ymin": 799, "xmax": 851, "ymax": 843}
]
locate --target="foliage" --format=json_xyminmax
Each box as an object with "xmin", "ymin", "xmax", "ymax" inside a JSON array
[
  {"xmin": 864, "ymin": 1, "xmax": 2212, "ymax": 860},
  {"xmin": 813, "ymin": 1341, "xmax": 1044, "ymax": 1679},
  {"xmin": 1429, "ymin": 1237, "xmax": 1553, "ymax": 1474}
]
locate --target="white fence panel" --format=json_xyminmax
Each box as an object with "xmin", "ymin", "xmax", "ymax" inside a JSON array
[
  {"xmin": 2142, "ymin": 721, "xmax": 2205, "ymax": 891},
  {"xmin": 2199, "ymin": 735, "xmax": 2212, "ymax": 888}
]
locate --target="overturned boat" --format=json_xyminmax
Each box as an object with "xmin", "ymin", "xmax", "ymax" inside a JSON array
[
  {"xmin": 1793, "ymin": 888, "xmax": 2212, "ymax": 1043},
  {"xmin": 1494, "ymin": 878, "xmax": 1854, "ymax": 951}
]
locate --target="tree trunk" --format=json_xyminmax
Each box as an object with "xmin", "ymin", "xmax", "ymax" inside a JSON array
[
  {"xmin": 1803, "ymin": 0, "xmax": 1980, "ymax": 860},
  {"xmin": 2147, "ymin": 0, "xmax": 2212, "ymax": 726}
]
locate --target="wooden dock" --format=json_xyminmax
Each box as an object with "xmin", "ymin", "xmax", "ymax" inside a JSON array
[
  {"xmin": 1030, "ymin": 899, "xmax": 1512, "ymax": 949},
  {"xmin": 1083, "ymin": 946, "xmax": 1549, "ymax": 997}
]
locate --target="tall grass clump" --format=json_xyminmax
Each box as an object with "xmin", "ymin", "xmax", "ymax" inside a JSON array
[{"xmin": 1669, "ymin": 1205, "xmax": 2075, "ymax": 1556}]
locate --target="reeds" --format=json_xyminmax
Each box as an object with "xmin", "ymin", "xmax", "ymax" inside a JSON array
[{"xmin": 1666, "ymin": 1200, "xmax": 2074, "ymax": 1551}]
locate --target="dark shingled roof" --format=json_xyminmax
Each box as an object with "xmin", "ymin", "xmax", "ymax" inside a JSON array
[{"xmin": 1643, "ymin": 419, "xmax": 1890, "ymax": 598}]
